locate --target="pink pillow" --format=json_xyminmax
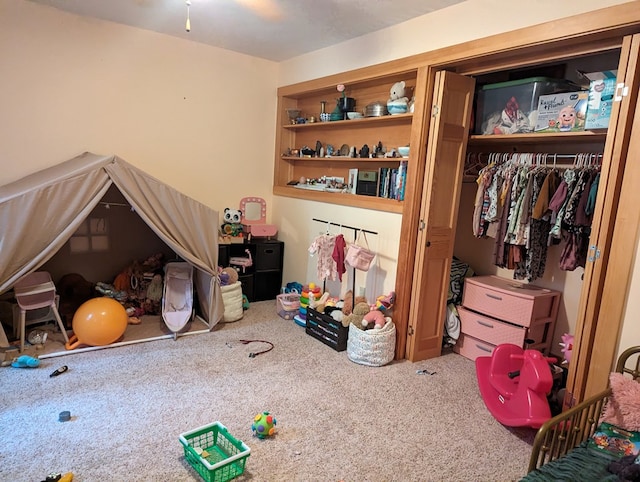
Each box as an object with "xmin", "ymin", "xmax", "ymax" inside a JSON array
[{"xmin": 600, "ymin": 372, "xmax": 640, "ymax": 432}]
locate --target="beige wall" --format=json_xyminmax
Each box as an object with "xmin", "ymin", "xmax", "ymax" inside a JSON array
[
  {"xmin": 0, "ymin": 0, "xmax": 278, "ymax": 214},
  {"xmin": 273, "ymin": 0, "xmax": 639, "ymax": 353}
]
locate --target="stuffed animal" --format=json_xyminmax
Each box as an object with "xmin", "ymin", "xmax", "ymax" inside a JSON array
[
  {"xmin": 388, "ymin": 81, "xmax": 408, "ymax": 104},
  {"xmin": 361, "ymin": 309, "xmax": 387, "ymax": 330},
  {"xmin": 342, "ymin": 290, "xmax": 368, "ymax": 316},
  {"xmin": 375, "ymin": 291, "xmax": 396, "ymax": 312},
  {"xmin": 221, "ymin": 208, "xmax": 243, "ymax": 236},
  {"xmin": 223, "ymin": 208, "xmax": 242, "ymax": 224},
  {"xmin": 608, "ymin": 454, "xmax": 640, "ymax": 481},
  {"xmin": 342, "ymin": 302, "xmax": 370, "ymax": 328}
]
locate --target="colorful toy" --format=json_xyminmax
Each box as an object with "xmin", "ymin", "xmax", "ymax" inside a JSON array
[
  {"xmin": 252, "ymin": 411, "xmax": 276, "ymax": 438},
  {"xmin": 374, "ymin": 291, "xmax": 396, "ymax": 312},
  {"xmin": 65, "ymin": 297, "xmax": 128, "ymax": 350},
  {"xmin": 11, "ymin": 355, "xmax": 40, "ymax": 368},
  {"xmin": 475, "ymin": 343, "xmax": 558, "ymax": 428}
]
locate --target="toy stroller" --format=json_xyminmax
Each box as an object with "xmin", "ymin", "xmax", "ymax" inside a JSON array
[
  {"xmin": 162, "ymin": 262, "xmax": 194, "ymax": 340},
  {"xmin": 476, "ymin": 343, "xmax": 557, "ymax": 428}
]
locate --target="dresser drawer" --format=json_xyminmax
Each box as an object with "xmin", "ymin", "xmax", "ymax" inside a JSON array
[
  {"xmin": 458, "ymin": 306, "xmax": 526, "ymax": 346},
  {"xmin": 452, "ymin": 333, "xmax": 495, "ymax": 361},
  {"xmin": 462, "ymin": 276, "xmax": 559, "ymax": 327}
]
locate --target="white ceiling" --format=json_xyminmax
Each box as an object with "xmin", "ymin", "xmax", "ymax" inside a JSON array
[{"xmin": 27, "ymin": 0, "xmax": 466, "ymax": 62}]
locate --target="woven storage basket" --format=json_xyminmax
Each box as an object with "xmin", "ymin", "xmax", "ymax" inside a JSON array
[
  {"xmin": 221, "ymin": 281, "xmax": 243, "ymax": 322},
  {"xmin": 347, "ymin": 320, "xmax": 396, "ymax": 366}
]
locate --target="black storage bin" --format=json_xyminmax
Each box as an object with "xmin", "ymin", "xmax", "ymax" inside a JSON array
[
  {"xmin": 255, "ymin": 242, "xmax": 283, "ymax": 270},
  {"xmin": 254, "ymin": 270, "xmax": 282, "ymax": 301},
  {"xmin": 306, "ymin": 308, "xmax": 348, "ymax": 352}
]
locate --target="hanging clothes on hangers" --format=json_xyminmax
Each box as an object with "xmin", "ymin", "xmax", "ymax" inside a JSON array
[
  {"xmin": 308, "ymin": 232, "xmax": 339, "ymax": 282},
  {"xmin": 473, "ymin": 151, "xmax": 602, "ymax": 281},
  {"xmin": 332, "ymin": 233, "xmax": 347, "ymax": 281}
]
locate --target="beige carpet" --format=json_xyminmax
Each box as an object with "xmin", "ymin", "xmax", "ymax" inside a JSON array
[{"xmin": 0, "ymin": 300, "xmax": 536, "ymax": 481}]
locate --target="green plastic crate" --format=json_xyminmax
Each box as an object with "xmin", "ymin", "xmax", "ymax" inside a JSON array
[{"xmin": 179, "ymin": 422, "xmax": 251, "ymax": 482}]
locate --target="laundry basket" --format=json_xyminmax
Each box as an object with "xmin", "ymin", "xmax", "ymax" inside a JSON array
[
  {"xmin": 179, "ymin": 421, "xmax": 250, "ymax": 482},
  {"xmin": 276, "ymin": 293, "xmax": 300, "ymax": 320},
  {"xmin": 347, "ymin": 320, "xmax": 396, "ymax": 366},
  {"xmin": 221, "ymin": 281, "xmax": 243, "ymax": 322}
]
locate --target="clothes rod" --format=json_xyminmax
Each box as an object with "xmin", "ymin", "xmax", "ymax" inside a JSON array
[{"xmin": 312, "ymin": 218, "xmax": 378, "ymax": 236}]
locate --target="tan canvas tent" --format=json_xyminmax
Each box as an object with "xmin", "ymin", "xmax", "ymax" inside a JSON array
[{"xmin": 0, "ymin": 152, "xmax": 223, "ymax": 339}]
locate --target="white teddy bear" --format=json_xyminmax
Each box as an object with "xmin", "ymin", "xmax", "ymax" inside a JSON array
[
  {"xmin": 388, "ymin": 80, "xmax": 409, "ymax": 103},
  {"xmin": 387, "ymin": 81, "xmax": 409, "ymax": 114}
]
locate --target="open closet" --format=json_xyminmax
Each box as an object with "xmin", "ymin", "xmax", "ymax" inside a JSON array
[{"xmin": 396, "ymin": 6, "xmax": 640, "ymax": 408}]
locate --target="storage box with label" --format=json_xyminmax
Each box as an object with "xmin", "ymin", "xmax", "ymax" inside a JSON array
[
  {"xmin": 535, "ymin": 91, "xmax": 588, "ymax": 132},
  {"xmin": 474, "ymin": 77, "xmax": 579, "ymax": 135},
  {"xmin": 585, "ymin": 70, "xmax": 618, "ymax": 130}
]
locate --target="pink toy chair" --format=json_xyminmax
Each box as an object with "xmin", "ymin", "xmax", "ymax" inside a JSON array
[{"xmin": 13, "ymin": 271, "xmax": 70, "ymax": 352}]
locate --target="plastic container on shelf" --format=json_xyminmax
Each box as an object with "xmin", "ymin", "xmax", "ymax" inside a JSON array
[{"xmin": 474, "ymin": 77, "xmax": 579, "ymax": 135}]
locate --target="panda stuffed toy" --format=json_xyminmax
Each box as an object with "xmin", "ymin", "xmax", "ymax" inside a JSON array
[{"xmin": 221, "ymin": 208, "xmax": 243, "ymax": 236}]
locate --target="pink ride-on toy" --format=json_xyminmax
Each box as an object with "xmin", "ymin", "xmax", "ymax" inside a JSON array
[{"xmin": 475, "ymin": 343, "xmax": 557, "ymax": 429}]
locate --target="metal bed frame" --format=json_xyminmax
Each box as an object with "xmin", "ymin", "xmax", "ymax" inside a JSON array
[{"xmin": 528, "ymin": 345, "xmax": 640, "ymax": 473}]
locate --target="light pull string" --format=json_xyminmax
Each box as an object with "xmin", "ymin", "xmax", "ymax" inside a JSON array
[{"xmin": 185, "ymin": 0, "xmax": 191, "ymax": 32}]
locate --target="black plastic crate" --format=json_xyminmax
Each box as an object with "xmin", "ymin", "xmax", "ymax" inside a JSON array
[{"xmin": 305, "ymin": 308, "xmax": 348, "ymax": 352}]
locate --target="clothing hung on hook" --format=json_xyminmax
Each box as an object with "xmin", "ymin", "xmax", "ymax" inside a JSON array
[
  {"xmin": 309, "ymin": 218, "xmax": 378, "ymax": 288},
  {"xmin": 471, "ymin": 152, "xmax": 602, "ymax": 281}
]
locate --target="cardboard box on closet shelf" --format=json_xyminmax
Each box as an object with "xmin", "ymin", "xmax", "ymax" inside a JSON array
[
  {"xmin": 584, "ymin": 70, "xmax": 618, "ymax": 130},
  {"xmin": 534, "ymin": 91, "xmax": 589, "ymax": 132}
]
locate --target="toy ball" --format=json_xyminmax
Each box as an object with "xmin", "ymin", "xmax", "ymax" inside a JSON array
[
  {"xmin": 66, "ymin": 297, "xmax": 128, "ymax": 350},
  {"xmin": 251, "ymin": 411, "xmax": 276, "ymax": 438}
]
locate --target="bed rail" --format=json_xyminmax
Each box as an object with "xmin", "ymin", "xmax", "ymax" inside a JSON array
[{"xmin": 527, "ymin": 345, "xmax": 640, "ymax": 473}]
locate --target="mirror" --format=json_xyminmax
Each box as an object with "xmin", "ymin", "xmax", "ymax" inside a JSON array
[{"xmin": 240, "ymin": 197, "xmax": 266, "ymax": 224}]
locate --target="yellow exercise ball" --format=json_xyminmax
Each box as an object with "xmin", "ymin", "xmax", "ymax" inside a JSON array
[{"xmin": 66, "ymin": 297, "xmax": 128, "ymax": 350}]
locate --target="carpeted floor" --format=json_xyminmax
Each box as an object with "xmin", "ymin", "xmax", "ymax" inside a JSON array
[{"xmin": 0, "ymin": 300, "xmax": 536, "ymax": 481}]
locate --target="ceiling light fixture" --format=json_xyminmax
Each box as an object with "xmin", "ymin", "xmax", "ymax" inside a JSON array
[{"xmin": 185, "ymin": 0, "xmax": 191, "ymax": 32}]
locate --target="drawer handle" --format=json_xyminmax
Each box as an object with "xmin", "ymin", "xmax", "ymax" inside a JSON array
[
  {"xmin": 485, "ymin": 293, "xmax": 502, "ymax": 301},
  {"xmin": 264, "ymin": 249, "xmax": 274, "ymax": 254},
  {"xmin": 476, "ymin": 344, "xmax": 492, "ymax": 353},
  {"xmin": 476, "ymin": 320, "xmax": 494, "ymax": 328}
]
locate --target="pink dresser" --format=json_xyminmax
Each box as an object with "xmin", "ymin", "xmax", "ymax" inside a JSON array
[{"xmin": 453, "ymin": 275, "xmax": 561, "ymax": 361}]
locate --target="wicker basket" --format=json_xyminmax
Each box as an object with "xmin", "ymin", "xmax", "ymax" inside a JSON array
[
  {"xmin": 347, "ymin": 320, "xmax": 396, "ymax": 366},
  {"xmin": 221, "ymin": 281, "xmax": 243, "ymax": 322}
]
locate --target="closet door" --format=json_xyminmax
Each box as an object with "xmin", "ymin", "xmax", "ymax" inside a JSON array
[
  {"xmin": 566, "ymin": 33, "xmax": 640, "ymax": 405},
  {"xmin": 406, "ymin": 71, "xmax": 475, "ymax": 361}
]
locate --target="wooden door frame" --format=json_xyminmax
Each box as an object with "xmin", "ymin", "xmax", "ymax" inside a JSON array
[{"xmin": 393, "ymin": 5, "xmax": 640, "ymax": 400}]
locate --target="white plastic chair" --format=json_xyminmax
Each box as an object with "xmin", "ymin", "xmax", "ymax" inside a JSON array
[{"xmin": 13, "ymin": 271, "xmax": 70, "ymax": 352}]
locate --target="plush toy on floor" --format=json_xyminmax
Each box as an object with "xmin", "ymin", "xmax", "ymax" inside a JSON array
[
  {"xmin": 252, "ymin": 411, "xmax": 276, "ymax": 439},
  {"xmin": 11, "ymin": 355, "xmax": 40, "ymax": 368}
]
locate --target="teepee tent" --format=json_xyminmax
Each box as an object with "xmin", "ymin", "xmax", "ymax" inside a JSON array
[{"xmin": 0, "ymin": 152, "xmax": 223, "ymax": 333}]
